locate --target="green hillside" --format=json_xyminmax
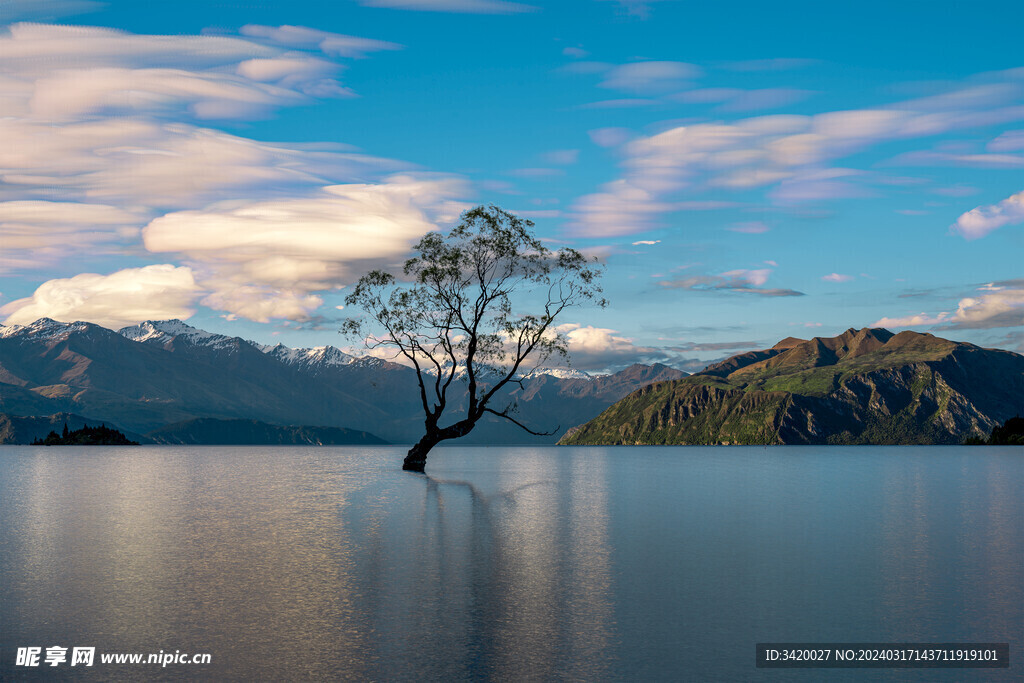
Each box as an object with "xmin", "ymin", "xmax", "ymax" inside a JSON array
[{"xmin": 559, "ymin": 328, "xmax": 1024, "ymax": 446}]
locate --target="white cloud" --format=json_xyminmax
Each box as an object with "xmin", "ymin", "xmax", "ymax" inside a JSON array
[
  {"xmin": 631, "ymin": 239, "xmax": 660, "ymax": 245},
  {"xmin": 822, "ymin": 273, "xmax": 854, "ymax": 282},
  {"xmin": 200, "ymin": 285, "xmax": 324, "ymax": 324},
  {"xmin": 142, "ymin": 174, "xmax": 469, "ymax": 321},
  {"xmin": 0, "ymin": 21, "xmax": 474, "ymax": 328},
  {"xmin": 872, "ymin": 313, "xmax": 948, "ymax": 328},
  {"xmin": 355, "ymin": 0, "xmax": 536, "ymax": 12},
  {"xmin": 1, "ymin": 264, "xmax": 200, "ymax": 329},
  {"xmin": 554, "ymin": 323, "xmax": 659, "ymax": 371},
  {"xmin": 562, "ymin": 47, "xmax": 589, "ymax": 59},
  {"xmin": 944, "ymin": 288, "xmax": 1024, "ymax": 328},
  {"xmin": 951, "ymin": 190, "xmax": 1024, "ymax": 239},
  {"xmin": 873, "ymin": 282, "xmax": 1024, "ymax": 330}
]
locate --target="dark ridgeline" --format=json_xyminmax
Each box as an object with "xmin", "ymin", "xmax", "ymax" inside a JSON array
[
  {"xmin": 0, "ymin": 318, "xmax": 685, "ymax": 448},
  {"xmin": 145, "ymin": 418, "xmax": 387, "ymax": 445},
  {"xmin": 32, "ymin": 422, "xmax": 138, "ymax": 446}
]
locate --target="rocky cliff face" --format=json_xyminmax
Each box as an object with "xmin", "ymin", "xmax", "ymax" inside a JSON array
[{"xmin": 560, "ymin": 328, "xmax": 1024, "ymax": 446}]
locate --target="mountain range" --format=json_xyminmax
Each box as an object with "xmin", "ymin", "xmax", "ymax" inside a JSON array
[
  {"xmin": 559, "ymin": 328, "xmax": 1024, "ymax": 446},
  {"xmin": 0, "ymin": 318, "xmax": 687, "ymax": 445}
]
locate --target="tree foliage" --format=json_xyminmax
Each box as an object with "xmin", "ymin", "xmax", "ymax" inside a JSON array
[
  {"xmin": 965, "ymin": 415, "xmax": 1024, "ymax": 445},
  {"xmin": 343, "ymin": 205, "xmax": 605, "ymax": 471}
]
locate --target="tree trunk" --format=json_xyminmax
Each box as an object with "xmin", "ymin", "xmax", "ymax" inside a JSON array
[
  {"xmin": 403, "ymin": 418, "xmax": 478, "ymax": 472},
  {"xmin": 403, "ymin": 434, "xmax": 439, "ymax": 473}
]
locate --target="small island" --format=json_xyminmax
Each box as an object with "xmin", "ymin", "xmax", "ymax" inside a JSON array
[{"xmin": 32, "ymin": 423, "xmax": 139, "ymax": 446}]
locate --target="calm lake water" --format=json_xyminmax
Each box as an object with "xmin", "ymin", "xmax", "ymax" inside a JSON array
[{"xmin": 0, "ymin": 445, "xmax": 1021, "ymax": 681}]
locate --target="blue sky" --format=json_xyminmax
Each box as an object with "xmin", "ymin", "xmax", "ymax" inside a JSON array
[{"xmin": 1, "ymin": 0, "xmax": 1023, "ymax": 371}]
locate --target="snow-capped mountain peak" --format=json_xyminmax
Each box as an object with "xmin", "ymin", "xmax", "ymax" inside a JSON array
[
  {"xmin": 0, "ymin": 317, "xmax": 92, "ymax": 340},
  {"xmin": 533, "ymin": 367, "xmax": 591, "ymax": 380},
  {"xmin": 263, "ymin": 343, "xmax": 356, "ymax": 369},
  {"xmin": 119, "ymin": 319, "xmax": 220, "ymax": 344}
]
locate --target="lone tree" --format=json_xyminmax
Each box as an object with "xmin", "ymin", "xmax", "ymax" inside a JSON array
[{"xmin": 343, "ymin": 205, "xmax": 605, "ymax": 472}]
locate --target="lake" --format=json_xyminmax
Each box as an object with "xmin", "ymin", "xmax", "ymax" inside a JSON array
[{"xmin": 1, "ymin": 445, "xmax": 1021, "ymax": 681}]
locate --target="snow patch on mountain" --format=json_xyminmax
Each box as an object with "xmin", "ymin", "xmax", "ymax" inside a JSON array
[
  {"xmin": 422, "ymin": 363, "xmax": 592, "ymax": 381},
  {"xmin": 0, "ymin": 318, "xmax": 92, "ymax": 340}
]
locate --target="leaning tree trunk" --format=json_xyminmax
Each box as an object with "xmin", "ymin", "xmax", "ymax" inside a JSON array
[
  {"xmin": 403, "ymin": 433, "xmax": 440, "ymax": 473},
  {"xmin": 403, "ymin": 419, "xmax": 477, "ymax": 472}
]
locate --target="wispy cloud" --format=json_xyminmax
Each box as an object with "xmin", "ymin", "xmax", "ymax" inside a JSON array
[
  {"xmin": 723, "ymin": 58, "xmax": 819, "ymax": 72},
  {"xmin": 578, "ymin": 98, "xmax": 661, "ymax": 110},
  {"xmin": 594, "ymin": 0, "xmax": 677, "ymax": 20},
  {"xmin": 355, "ymin": 0, "xmax": 536, "ymax": 13},
  {"xmin": 987, "ymin": 129, "xmax": 1024, "ymax": 152},
  {"xmin": 0, "ymin": 20, "xmax": 418, "ymax": 306},
  {"xmin": 672, "ymin": 87, "xmax": 813, "ymax": 112},
  {"xmin": 508, "ymin": 167, "xmax": 566, "ymax": 178},
  {"xmin": 822, "ymin": 273, "xmax": 854, "ymax": 282},
  {"xmin": 659, "ymin": 268, "xmax": 804, "ymax": 297},
  {"xmin": 726, "ymin": 221, "xmax": 770, "ymax": 234},
  {"xmin": 570, "ymin": 75, "xmax": 1024, "ymax": 236},
  {"xmin": 888, "ymin": 150, "xmax": 1024, "ymax": 168},
  {"xmin": 0, "ymin": 201, "xmax": 142, "ymax": 271},
  {"xmin": 598, "ymin": 61, "xmax": 701, "ymax": 94},
  {"xmin": 0, "ymin": 0, "xmax": 104, "ymax": 22},
  {"xmin": 239, "ymin": 24, "xmax": 402, "ymax": 57},
  {"xmin": 540, "ymin": 149, "xmax": 579, "ymax": 165}
]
